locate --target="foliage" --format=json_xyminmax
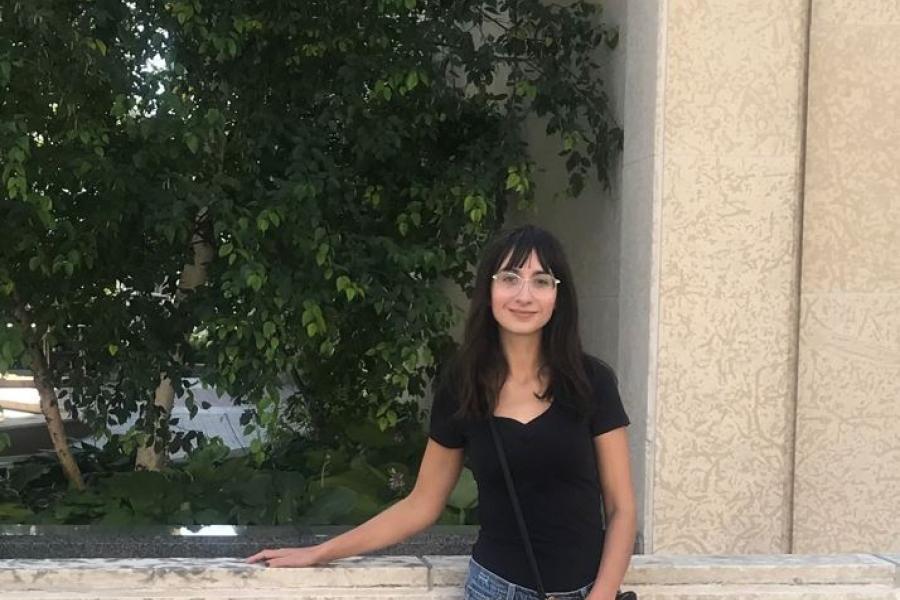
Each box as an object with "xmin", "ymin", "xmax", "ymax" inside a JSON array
[
  {"xmin": 161, "ymin": 0, "xmax": 622, "ymax": 450},
  {"xmin": 0, "ymin": 1, "xmax": 209, "ymax": 464},
  {"xmin": 0, "ymin": 430, "xmax": 479, "ymax": 526},
  {"xmin": 0, "ymin": 0, "xmax": 621, "ymax": 484}
]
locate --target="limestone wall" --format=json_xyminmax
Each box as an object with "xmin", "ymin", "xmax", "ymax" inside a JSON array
[
  {"xmin": 621, "ymin": 0, "xmax": 900, "ymax": 554},
  {"xmin": 2, "ymin": 554, "xmax": 897, "ymax": 599},
  {"xmin": 646, "ymin": 0, "xmax": 810, "ymax": 554},
  {"xmin": 792, "ymin": 1, "xmax": 900, "ymax": 553}
]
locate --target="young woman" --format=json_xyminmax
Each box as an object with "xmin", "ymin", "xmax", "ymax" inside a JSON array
[{"xmin": 247, "ymin": 225, "xmax": 636, "ymax": 600}]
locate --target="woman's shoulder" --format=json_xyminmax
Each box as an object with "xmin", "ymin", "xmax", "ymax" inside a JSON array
[
  {"xmin": 578, "ymin": 352, "xmax": 629, "ymax": 433},
  {"xmin": 579, "ymin": 352, "xmax": 618, "ymax": 385}
]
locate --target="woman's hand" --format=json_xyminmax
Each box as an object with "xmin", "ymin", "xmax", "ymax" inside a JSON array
[{"xmin": 245, "ymin": 545, "xmax": 327, "ymax": 568}]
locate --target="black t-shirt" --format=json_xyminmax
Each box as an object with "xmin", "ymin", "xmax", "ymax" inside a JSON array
[{"xmin": 427, "ymin": 353, "xmax": 630, "ymax": 592}]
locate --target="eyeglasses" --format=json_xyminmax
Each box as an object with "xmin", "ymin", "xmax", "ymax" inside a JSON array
[{"xmin": 491, "ymin": 270, "xmax": 561, "ymax": 295}]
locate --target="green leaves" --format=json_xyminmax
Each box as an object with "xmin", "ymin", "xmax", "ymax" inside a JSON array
[
  {"xmin": 0, "ymin": 58, "xmax": 11, "ymax": 87},
  {"xmin": 0, "ymin": 327, "xmax": 26, "ymax": 373},
  {"xmin": 447, "ymin": 467, "xmax": 478, "ymax": 511},
  {"xmin": 184, "ymin": 132, "xmax": 200, "ymax": 154},
  {"xmin": 301, "ymin": 486, "xmax": 357, "ymax": 525},
  {"xmin": 464, "ymin": 194, "xmax": 488, "ymax": 223},
  {"xmin": 0, "ymin": 0, "xmax": 620, "ymax": 503},
  {"xmin": 0, "ymin": 434, "xmax": 449, "ymax": 527},
  {"xmin": 0, "ymin": 502, "xmax": 32, "ymax": 522},
  {"xmin": 301, "ymin": 301, "xmax": 326, "ymax": 338},
  {"xmin": 170, "ymin": 1, "xmax": 197, "ymax": 26}
]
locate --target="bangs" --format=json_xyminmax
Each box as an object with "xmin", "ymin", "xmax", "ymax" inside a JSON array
[{"xmin": 494, "ymin": 229, "xmax": 555, "ymax": 275}]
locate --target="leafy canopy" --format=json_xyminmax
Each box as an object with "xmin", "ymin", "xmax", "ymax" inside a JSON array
[{"xmin": 0, "ymin": 0, "xmax": 621, "ymax": 463}]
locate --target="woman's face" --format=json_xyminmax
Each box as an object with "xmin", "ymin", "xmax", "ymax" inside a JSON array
[{"xmin": 490, "ymin": 249, "xmax": 558, "ymax": 337}]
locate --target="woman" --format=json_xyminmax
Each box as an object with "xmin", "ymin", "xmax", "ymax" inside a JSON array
[{"xmin": 247, "ymin": 224, "xmax": 636, "ymax": 600}]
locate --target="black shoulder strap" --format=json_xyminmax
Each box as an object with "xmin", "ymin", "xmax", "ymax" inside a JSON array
[{"xmin": 487, "ymin": 416, "xmax": 550, "ymax": 599}]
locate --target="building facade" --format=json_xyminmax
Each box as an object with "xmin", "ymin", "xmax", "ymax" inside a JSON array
[{"xmin": 506, "ymin": 0, "xmax": 900, "ymax": 554}]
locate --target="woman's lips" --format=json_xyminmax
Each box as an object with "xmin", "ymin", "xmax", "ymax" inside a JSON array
[{"xmin": 509, "ymin": 309, "xmax": 537, "ymax": 317}]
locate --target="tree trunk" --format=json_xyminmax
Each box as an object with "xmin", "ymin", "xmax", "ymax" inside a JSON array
[
  {"xmin": 134, "ymin": 374, "xmax": 176, "ymax": 471},
  {"xmin": 31, "ymin": 349, "xmax": 86, "ymax": 490},
  {"xmin": 134, "ymin": 211, "xmax": 214, "ymax": 471},
  {"xmin": 12, "ymin": 298, "xmax": 85, "ymax": 490}
]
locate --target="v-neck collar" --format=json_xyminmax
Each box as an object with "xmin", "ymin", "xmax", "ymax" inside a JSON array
[{"xmin": 491, "ymin": 400, "xmax": 555, "ymax": 426}]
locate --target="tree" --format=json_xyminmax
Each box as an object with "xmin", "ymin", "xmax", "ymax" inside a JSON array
[
  {"xmin": 0, "ymin": 1, "xmax": 204, "ymax": 484},
  {"xmin": 1, "ymin": 0, "xmax": 621, "ymax": 486},
  {"xmin": 161, "ymin": 0, "xmax": 622, "ymax": 453}
]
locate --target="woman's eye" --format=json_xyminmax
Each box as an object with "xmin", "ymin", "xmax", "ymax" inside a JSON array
[
  {"xmin": 499, "ymin": 272, "xmax": 519, "ymax": 284},
  {"xmin": 533, "ymin": 276, "xmax": 553, "ymax": 289}
]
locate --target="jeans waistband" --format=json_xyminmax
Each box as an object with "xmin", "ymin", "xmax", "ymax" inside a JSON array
[{"xmin": 467, "ymin": 556, "xmax": 593, "ymax": 599}]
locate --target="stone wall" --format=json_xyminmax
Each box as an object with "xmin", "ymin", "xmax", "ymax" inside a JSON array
[
  {"xmin": 2, "ymin": 554, "xmax": 898, "ymax": 599},
  {"xmin": 614, "ymin": 0, "xmax": 899, "ymax": 554},
  {"xmin": 646, "ymin": 0, "xmax": 810, "ymax": 554},
  {"xmin": 792, "ymin": 1, "xmax": 900, "ymax": 554}
]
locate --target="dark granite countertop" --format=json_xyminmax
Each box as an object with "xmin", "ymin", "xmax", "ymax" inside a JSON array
[{"xmin": 0, "ymin": 524, "xmax": 480, "ymax": 559}]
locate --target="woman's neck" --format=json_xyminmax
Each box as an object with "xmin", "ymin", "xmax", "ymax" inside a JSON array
[{"xmin": 499, "ymin": 330, "xmax": 543, "ymax": 384}]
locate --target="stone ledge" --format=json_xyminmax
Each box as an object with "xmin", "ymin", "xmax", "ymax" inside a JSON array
[
  {"xmin": 620, "ymin": 554, "xmax": 896, "ymax": 585},
  {"xmin": 2, "ymin": 593, "xmax": 461, "ymax": 600},
  {"xmin": 875, "ymin": 555, "xmax": 900, "ymax": 586},
  {"xmin": 626, "ymin": 584, "xmax": 897, "ymax": 600},
  {"xmin": 0, "ymin": 556, "xmax": 431, "ymax": 591},
  {"xmin": 0, "ymin": 554, "xmax": 896, "ymax": 600},
  {"xmin": 2, "ymin": 588, "xmax": 898, "ymax": 600}
]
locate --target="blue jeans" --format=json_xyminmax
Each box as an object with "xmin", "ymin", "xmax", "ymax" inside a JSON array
[{"xmin": 464, "ymin": 557, "xmax": 595, "ymax": 600}]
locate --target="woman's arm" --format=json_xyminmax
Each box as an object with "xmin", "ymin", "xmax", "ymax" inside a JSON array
[
  {"xmin": 246, "ymin": 439, "xmax": 464, "ymax": 567},
  {"xmin": 587, "ymin": 426, "xmax": 637, "ymax": 600}
]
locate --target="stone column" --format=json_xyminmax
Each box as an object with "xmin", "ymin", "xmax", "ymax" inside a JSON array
[
  {"xmin": 792, "ymin": 1, "xmax": 900, "ymax": 553},
  {"xmin": 626, "ymin": 0, "xmax": 811, "ymax": 553}
]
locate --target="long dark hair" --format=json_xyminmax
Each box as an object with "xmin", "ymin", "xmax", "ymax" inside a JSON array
[{"xmin": 442, "ymin": 224, "xmax": 594, "ymax": 422}]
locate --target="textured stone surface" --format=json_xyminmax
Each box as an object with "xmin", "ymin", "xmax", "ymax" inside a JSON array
[
  {"xmin": 0, "ymin": 556, "xmax": 430, "ymax": 591},
  {"xmin": 663, "ymin": 0, "xmax": 808, "ymax": 158},
  {"xmin": 1, "ymin": 592, "xmax": 461, "ymax": 600},
  {"xmin": 625, "ymin": 584, "xmax": 896, "ymax": 600},
  {"xmin": 877, "ymin": 555, "xmax": 900, "ymax": 586},
  {"xmin": 1, "ymin": 553, "xmax": 897, "ymax": 600},
  {"xmin": 421, "ymin": 555, "xmax": 470, "ymax": 587},
  {"xmin": 655, "ymin": 152, "xmax": 801, "ymax": 554},
  {"xmin": 793, "ymin": 2, "xmax": 900, "ymax": 554},
  {"xmin": 646, "ymin": 0, "xmax": 900, "ymax": 557},
  {"xmin": 623, "ymin": 554, "xmax": 895, "ymax": 585},
  {"xmin": 651, "ymin": 0, "xmax": 809, "ymax": 554}
]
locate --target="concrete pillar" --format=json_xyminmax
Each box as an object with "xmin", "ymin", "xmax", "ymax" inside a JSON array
[
  {"xmin": 792, "ymin": 1, "xmax": 900, "ymax": 553},
  {"xmin": 627, "ymin": 0, "xmax": 811, "ymax": 553}
]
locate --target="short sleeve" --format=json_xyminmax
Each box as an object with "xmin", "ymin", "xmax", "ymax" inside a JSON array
[
  {"xmin": 427, "ymin": 372, "xmax": 466, "ymax": 449},
  {"xmin": 586, "ymin": 357, "xmax": 630, "ymax": 436}
]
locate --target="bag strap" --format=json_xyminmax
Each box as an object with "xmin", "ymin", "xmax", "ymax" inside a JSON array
[{"xmin": 487, "ymin": 415, "xmax": 551, "ymax": 599}]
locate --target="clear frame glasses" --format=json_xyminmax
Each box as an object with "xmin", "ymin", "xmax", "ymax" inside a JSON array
[{"xmin": 491, "ymin": 270, "xmax": 561, "ymax": 295}]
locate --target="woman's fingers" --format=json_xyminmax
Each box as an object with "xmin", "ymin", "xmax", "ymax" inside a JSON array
[
  {"xmin": 265, "ymin": 556, "xmax": 296, "ymax": 568},
  {"xmin": 245, "ymin": 548, "xmax": 289, "ymax": 563},
  {"xmin": 246, "ymin": 547, "xmax": 323, "ymax": 567}
]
